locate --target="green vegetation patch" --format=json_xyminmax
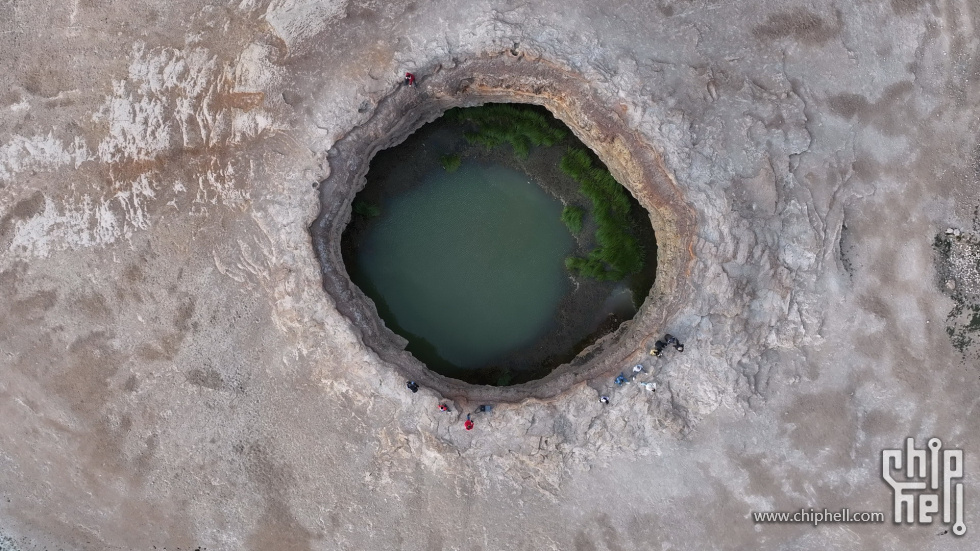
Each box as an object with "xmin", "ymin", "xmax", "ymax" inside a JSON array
[
  {"xmin": 447, "ymin": 104, "xmax": 568, "ymax": 160},
  {"xmin": 561, "ymin": 205, "xmax": 585, "ymax": 234},
  {"xmin": 560, "ymin": 148, "xmax": 644, "ymax": 281},
  {"xmin": 442, "ymin": 104, "xmax": 647, "ymax": 283},
  {"xmin": 440, "ymin": 153, "xmax": 462, "ymax": 173},
  {"xmin": 352, "ymin": 198, "xmax": 381, "ymax": 218}
]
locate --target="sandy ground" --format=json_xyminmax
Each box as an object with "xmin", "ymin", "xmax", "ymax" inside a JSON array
[{"xmin": 1, "ymin": 0, "xmax": 979, "ymax": 550}]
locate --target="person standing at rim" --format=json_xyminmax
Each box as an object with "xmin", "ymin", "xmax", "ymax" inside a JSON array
[
  {"xmin": 650, "ymin": 340, "xmax": 666, "ymax": 357},
  {"xmin": 664, "ymin": 334, "xmax": 684, "ymax": 352}
]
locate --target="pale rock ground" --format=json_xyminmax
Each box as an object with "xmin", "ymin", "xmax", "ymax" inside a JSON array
[{"xmin": 1, "ymin": 0, "xmax": 979, "ymax": 550}]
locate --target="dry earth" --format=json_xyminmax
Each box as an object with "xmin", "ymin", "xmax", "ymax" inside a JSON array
[{"xmin": 1, "ymin": 0, "xmax": 979, "ymax": 550}]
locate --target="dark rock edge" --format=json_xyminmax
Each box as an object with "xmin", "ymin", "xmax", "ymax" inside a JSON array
[{"xmin": 310, "ymin": 50, "xmax": 698, "ymax": 404}]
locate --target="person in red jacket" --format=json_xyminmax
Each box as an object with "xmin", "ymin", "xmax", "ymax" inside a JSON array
[
  {"xmin": 464, "ymin": 414, "xmax": 474, "ymax": 431},
  {"xmin": 404, "ymin": 72, "xmax": 415, "ymax": 87}
]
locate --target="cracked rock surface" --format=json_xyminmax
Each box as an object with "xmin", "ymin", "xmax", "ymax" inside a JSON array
[{"xmin": 1, "ymin": 0, "xmax": 978, "ymax": 549}]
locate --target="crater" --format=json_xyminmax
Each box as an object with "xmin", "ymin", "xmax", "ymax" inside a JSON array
[
  {"xmin": 311, "ymin": 53, "xmax": 696, "ymax": 402},
  {"xmin": 342, "ymin": 104, "xmax": 658, "ymax": 385}
]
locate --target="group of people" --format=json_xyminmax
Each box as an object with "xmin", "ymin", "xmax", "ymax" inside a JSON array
[
  {"xmin": 605, "ymin": 367, "xmax": 656, "ymax": 403},
  {"xmin": 439, "ymin": 403, "xmax": 491, "ymax": 430},
  {"xmin": 601, "ymin": 333, "xmax": 685, "ymax": 404},
  {"xmin": 407, "ymin": 333, "xmax": 686, "ymax": 423},
  {"xmin": 650, "ymin": 334, "xmax": 684, "ymax": 356},
  {"xmin": 406, "ymin": 380, "xmax": 489, "ymax": 431},
  {"xmin": 611, "ymin": 365, "xmax": 656, "ymax": 391}
]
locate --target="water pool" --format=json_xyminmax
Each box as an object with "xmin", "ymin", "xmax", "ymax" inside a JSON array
[{"xmin": 352, "ymin": 160, "xmax": 574, "ymax": 369}]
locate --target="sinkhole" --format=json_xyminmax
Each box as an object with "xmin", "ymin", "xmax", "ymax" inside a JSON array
[
  {"xmin": 311, "ymin": 54, "xmax": 695, "ymax": 402},
  {"xmin": 341, "ymin": 104, "xmax": 657, "ymax": 386}
]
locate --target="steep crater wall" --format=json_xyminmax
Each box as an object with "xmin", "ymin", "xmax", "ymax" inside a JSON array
[{"xmin": 311, "ymin": 52, "xmax": 697, "ymax": 403}]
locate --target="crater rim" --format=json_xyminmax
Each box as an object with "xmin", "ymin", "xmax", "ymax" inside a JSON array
[{"xmin": 311, "ymin": 52, "xmax": 697, "ymax": 403}]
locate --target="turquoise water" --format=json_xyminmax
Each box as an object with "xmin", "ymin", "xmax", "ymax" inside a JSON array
[{"xmin": 355, "ymin": 161, "xmax": 574, "ymax": 369}]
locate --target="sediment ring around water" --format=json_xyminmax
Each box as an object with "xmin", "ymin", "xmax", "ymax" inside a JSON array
[{"xmin": 310, "ymin": 51, "xmax": 697, "ymax": 403}]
